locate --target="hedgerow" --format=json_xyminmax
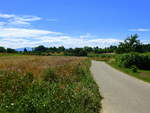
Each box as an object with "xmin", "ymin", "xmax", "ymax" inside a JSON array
[{"xmin": 116, "ymin": 53, "xmax": 150, "ymax": 70}]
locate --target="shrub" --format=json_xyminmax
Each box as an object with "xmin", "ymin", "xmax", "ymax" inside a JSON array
[
  {"xmin": 131, "ymin": 65, "xmax": 138, "ymax": 72},
  {"xmin": 88, "ymin": 53, "xmax": 115, "ymax": 61},
  {"xmin": 116, "ymin": 53, "xmax": 150, "ymax": 70}
]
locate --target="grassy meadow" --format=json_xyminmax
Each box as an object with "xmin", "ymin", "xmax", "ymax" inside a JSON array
[
  {"xmin": 0, "ymin": 56, "xmax": 84, "ymax": 79},
  {"xmin": 0, "ymin": 55, "xmax": 102, "ymax": 113}
]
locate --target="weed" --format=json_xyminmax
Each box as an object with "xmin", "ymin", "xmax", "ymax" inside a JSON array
[{"xmin": 0, "ymin": 56, "xmax": 102, "ymax": 113}]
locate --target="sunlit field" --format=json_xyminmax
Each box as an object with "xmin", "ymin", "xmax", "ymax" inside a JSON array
[
  {"xmin": 0, "ymin": 56, "xmax": 84, "ymax": 79},
  {"xmin": 0, "ymin": 55, "xmax": 102, "ymax": 113}
]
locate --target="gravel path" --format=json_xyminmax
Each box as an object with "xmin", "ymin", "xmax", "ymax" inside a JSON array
[{"xmin": 91, "ymin": 61, "xmax": 150, "ymax": 113}]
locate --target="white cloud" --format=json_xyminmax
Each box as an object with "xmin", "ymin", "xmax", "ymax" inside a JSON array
[
  {"xmin": 0, "ymin": 14, "xmax": 15, "ymax": 18},
  {"xmin": 0, "ymin": 13, "xmax": 42, "ymax": 26},
  {"xmin": 128, "ymin": 28, "xmax": 150, "ymax": 32},
  {"xmin": 0, "ymin": 27, "xmax": 121, "ymax": 48},
  {"xmin": 0, "ymin": 28, "xmax": 61, "ymax": 38},
  {"xmin": 0, "ymin": 13, "xmax": 122, "ymax": 48},
  {"xmin": 79, "ymin": 33, "xmax": 96, "ymax": 39}
]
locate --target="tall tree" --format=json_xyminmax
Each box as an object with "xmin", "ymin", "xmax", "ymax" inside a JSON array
[
  {"xmin": 116, "ymin": 34, "xmax": 141, "ymax": 53},
  {"xmin": 7, "ymin": 48, "xmax": 16, "ymax": 53},
  {"xmin": 0, "ymin": 47, "xmax": 6, "ymax": 53},
  {"xmin": 24, "ymin": 48, "xmax": 28, "ymax": 52},
  {"xmin": 34, "ymin": 45, "xmax": 47, "ymax": 52}
]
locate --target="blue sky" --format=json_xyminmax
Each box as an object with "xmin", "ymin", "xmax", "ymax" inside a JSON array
[{"xmin": 0, "ymin": 0, "xmax": 150, "ymax": 48}]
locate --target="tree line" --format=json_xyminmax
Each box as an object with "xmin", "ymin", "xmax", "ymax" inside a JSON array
[
  {"xmin": 0, "ymin": 34, "xmax": 150, "ymax": 56},
  {"xmin": 30, "ymin": 45, "xmax": 118, "ymax": 56},
  {"xmin": 0, "ymin": 47, "xmax": 17, "ymax": 53}
]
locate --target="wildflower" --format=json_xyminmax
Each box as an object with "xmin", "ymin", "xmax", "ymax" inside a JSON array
[{"xmin": 11, "ymin": 103, "xmax": 14, "ymax": 106}]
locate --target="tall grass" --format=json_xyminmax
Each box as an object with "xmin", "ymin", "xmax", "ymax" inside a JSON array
[
  {"xmin": 0, "ymin": 56, "xmax": 102, "ymax": 113},
  {"xmin": 0, "ymin": 56, "xmax": 84, "ymax": 79}
]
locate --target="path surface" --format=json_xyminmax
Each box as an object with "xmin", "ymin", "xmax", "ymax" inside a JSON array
[{"xmin": 91, "ymin": 61, "xmax": 150, "ymax": 113}]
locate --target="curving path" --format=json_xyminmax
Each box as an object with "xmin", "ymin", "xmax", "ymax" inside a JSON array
[{"xmin": 91, "ymin": 61, "xmax": 150, "ymax": 113}]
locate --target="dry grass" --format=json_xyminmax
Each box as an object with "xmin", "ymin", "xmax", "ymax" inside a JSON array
[
  {"xmin": 0, "ymin": 56, "xmax": 102, "ymax": 113},
  {"xmin": 0, "ymin": 56, "xmax": 85, "ymax": 78}
]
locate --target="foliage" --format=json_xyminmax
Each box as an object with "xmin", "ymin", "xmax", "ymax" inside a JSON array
[
  {"xmin": 88, "ymin": 53, "xmax": 115, "ymax": 57},
  {"xmin": 116, "ymin": 53, "xmax": 150, "ymax": 70},
  {"xmin": 34, "ymin": 45, "xmax": 48, "ymax": 52},
  {"xmin": 0, "ymin": 47, "xmax": 6, "ymax": 52},
  {"xmin": 24, "ymin": 48, "xmax": 28, "ymax": 53},
  {"xmin": 0, "ymin": 47, "xmax": 16, "ymax": 53},
  {"xmin": 0, "ymin": 58, "xmax": 102, "ymax": 113},
  {"xmin": 6, "ymin": 48, "xmax": 17, "ymax": 53},
  {"xmin": 108, "ymin": 60, "xmax": 150, "ymax": 83},
  {"xmin": 30, "ymin": 45, "xmax": 117, "ymax": 56},
  {"xmin": 131, "ymin": 65, "xmax": 138, "ymax": 73},
  {"xmin": 116, "ymin": 34, "xmax": 141, "ymax": 53},
  {"xmin": 89, "ymin": 53, "xmax": 115, "ymax": 61}
]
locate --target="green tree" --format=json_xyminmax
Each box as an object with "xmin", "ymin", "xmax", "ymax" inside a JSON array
[
  {"xmin": 73, "ymin": 48, "xmax": 87, "ymax": 56},
  {"xmin": 34, "ymin": 45, "xmax": 47, "ymax": 52},
  {"xmin": 84, "ymin": 46, "xmax": 93, "ymax": 53},
  {"xmin": 0, "ymin": 47, "xmax": 6, "ymax": 53},
  {"xmin": 24, "ymin": 48, "xmax": 28, "ymax": 52},
  {"xmin": 58, "ymin": 46, "xmax": 65, "ymax": 52},
  {"xmin": 7, "ymin": 48, "xmax": 16, "ymax": 53},
  {"xmin": 116, "ymin": 34, "xmax": 141, "ymax": 53}
]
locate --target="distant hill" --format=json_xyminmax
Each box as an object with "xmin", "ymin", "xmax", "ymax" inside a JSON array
[{"xmin": 16, "ymin": 47, "xmax": 33, "ymax": 52}]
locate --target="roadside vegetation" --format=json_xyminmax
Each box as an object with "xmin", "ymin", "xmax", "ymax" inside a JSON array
[
  {"xmin": 91, "ymin": 34, "xmax": 150, "ymax": 83},
  {"xmin": 0, "ymin": 34, "xmax": 149, "ymax": 112},
  {"xmin": 0, "ymin": 56, "xmax": 102, "ymax": 113}
]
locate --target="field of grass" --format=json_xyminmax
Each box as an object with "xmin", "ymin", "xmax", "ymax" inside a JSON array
[
  {"xmin": 0, "ymin": 53, "xmax": 23, "ymax": 57},
  {"xmin": 0, "ymin": 56, "xmax": 84, "ymax": 79},
  {"xmin": 0, "ymin": 56, "xmax": 102, "ymax": 113}
]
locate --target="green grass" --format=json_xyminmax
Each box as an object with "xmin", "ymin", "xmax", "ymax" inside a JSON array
[
  {"xmin": 107, "ymin": 61, "xmax": 150, "ymax": 83},
  {"xmin": 0, "ymin": 58, "xmax": 102, "ymax": 113},
  {"xmin": 0, "ymin": 53, "xmax": 23, "ymax": 57},
  {"xmin": 88, "ymin": 53, "xmax": 115, "ymax": 57},
  {"xmin": 88, "ymin": 53, "xmax": 115, "ymax": 62}
]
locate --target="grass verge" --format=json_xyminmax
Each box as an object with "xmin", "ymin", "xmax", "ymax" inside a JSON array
[{"xmin": 107, "ymin": 61, "xmax": 150, "ymax": 83}]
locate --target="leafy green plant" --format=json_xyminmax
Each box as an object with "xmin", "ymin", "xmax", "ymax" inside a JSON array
[
  {"xmin": 116, "ymin": 53, "xmax": 150, "ymax": 70},
  {"xmin": 131, "ymin": 65, "xmax": 138, "ymax": 73}
]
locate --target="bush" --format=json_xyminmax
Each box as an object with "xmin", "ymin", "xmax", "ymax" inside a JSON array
[
  {"xmin": 131, "ymin": 65, "xmax": 138, "ymax": 72},
  {"xmin": 88, "ymin": 53, "xmax": 115, "ymax": 62},
  {"xmin": 116, "ymin": 53, "xmax": 150, "ymax": 70}
]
